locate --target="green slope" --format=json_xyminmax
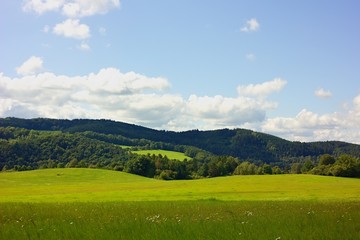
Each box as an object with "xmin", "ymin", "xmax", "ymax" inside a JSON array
[
  {"xmin": 132, "ymin": 149, "xmax": 192, "ymax": 161},
  {"xmin": 2, "ymin": 118, "xmax": 360, "ymax": 162},
  {"xmin": 1, "ymin": 168, "xmax": 359, "ymax": 202}
]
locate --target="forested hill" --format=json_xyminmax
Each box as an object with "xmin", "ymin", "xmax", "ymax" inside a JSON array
[{"xmin": 1, "ymin": 117, "xmax": 360, "ymax": 162}]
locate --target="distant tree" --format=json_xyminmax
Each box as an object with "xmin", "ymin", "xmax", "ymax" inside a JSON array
[
  {"xmin": 66, "ymin": 159, "xmax": 78, "ymax": 168},
  {"xmin": 301, "ymin": 159, "xmax": 314, "ymax": 173},
  {"xmin": 197, "ymin": 164, "xmax": 209, "ymax": 177},
  {"xmin": 124, "ymin": 155, "xmax": 155, "ymax": 178},
  {"xmin": 330, "ymin": 154, "xmax": 360, "ymax": 177},
  {"xmin": 272, "ymin": 166, "xmax": 282, "ymax": 174},
  {"xmin": 319, "ymin": 154, "xmax": 335, "ymax": 166},
  {"xmin": 262, "ymin": 164, "xmax": 273, "ymax": 175},
  {"xmin": 47, "ymin": 160, "xmax": 57, "ymax": 168},
  {"xmin": 208, "ymin": 161, "xmax": 221, "ymax": 177},
  {"xmin": 233, "ymin": 161, "xmax": 257, "ymax": 175},
  {"xmin": 57, "ymin": 162, "xmax": 65, "ymax": 168},
  {"xmin": 291, "ymin": 163, "xmax": 302, "ymax": 174},
  {"xmin": 159, "ymin": 170, "xmax": 177, "ymax": 180},
  {"xmin": 2, "ymin": 165, "xmax": 9, "ymax": 172},
  {"xmin": 77, "ymin": 160, "xmax": 87, "ymax": 168}
]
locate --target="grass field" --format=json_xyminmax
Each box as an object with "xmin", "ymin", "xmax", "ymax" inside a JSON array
[
  {"xmin": 1, "ymin": 168, "xmax": 359, "ymax": 202},
  {"xmin": 131, "ymin": 149, "xmax": 192, "ymax": 161},
  {"xmin": 1, "ymin": 169, "xmax": 359, "ymax": 239}
]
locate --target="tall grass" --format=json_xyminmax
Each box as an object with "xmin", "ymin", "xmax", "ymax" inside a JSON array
[
  {"xmin": 1, "ymin": 169, "xmax": 360, "ymax": 239},
  {"xmin": 1, "ymin": 201, "xmax": 359, "ymax": 239}
]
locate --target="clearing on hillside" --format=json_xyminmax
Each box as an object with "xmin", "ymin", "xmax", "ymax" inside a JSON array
[{"xmin": 131, "ymin": 149, "xmax": 192, "ymax": 161}]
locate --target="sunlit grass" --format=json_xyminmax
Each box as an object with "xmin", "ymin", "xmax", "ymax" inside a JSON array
[
  {"xmin": 0, "ymin": 168, "xmax": 359, "ymax": 202},
  {"xmin": 1, "ymin": 201, "xmax": 359, "ymax": 240},
  {"xmin": 131, "ymin": 149, "xmax": 192, "ymax": 161},
  {"xmin": 1, "ymin": 169, "xmax": 360, "ymax": 239}
]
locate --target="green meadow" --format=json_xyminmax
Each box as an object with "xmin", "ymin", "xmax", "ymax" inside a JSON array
[
  {"xmin": 1, "ymin": 169, "xmax": 360, "ymax": 239},
  {"xmin": 131, "ymin": 149, "xmax": 192, "ymax": 161}
]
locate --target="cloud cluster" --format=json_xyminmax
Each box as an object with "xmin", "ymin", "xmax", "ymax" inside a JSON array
[
  {"xmin": 241, "ymin": 18, "xmax": 260, "ymax": 32},
  {"xmin": 262, "ymin": 106, "xmax": 360, "ymax": 144},
  {"xmin": 4, "ymin": 58, "xmax": 360, "ymax": 144},
  {"xmin": 237, "ymin": 78, "xmax": 287, "ymax": 97},
  {"xmin": 23, "ymin": 0, "xmax": 119, "ymax": 43},
  {"xmin": 1, "ymin": 57, "xmax": 285, "ymax": 131},
  {"xmin": 53, "ymin": 19, "xmax": 90, "ymax": 39},
  {"xmin": 23, "ymin": 0, "xmax": 120, "ymax": 17}
]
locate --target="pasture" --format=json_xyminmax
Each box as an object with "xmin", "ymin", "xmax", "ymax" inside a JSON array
[
  {"xmin": 131, "ymin": 149, "xmax": 192, "ymax": 161},
  {"xmin": 0, "ymin": 169, "xmax": 359, "ymax": 239}
]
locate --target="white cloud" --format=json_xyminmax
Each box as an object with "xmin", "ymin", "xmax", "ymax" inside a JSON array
[
  {"xmin": 23, "ymin": 0, "xmax": 120, "ymax": 44},
  {"xmin": 5, "ymin": 61, "xmax": 360, "ymax": 143},
  {"xmin": 261, "ymin": 103, "xmax": 360, "ymax": 144},
  {"xmin": 78, "ymin": 42, "xmax": 90, "ymax": 50},
  {"xmin": 0, "ymin": 65, "xmax": 283, "ymax": 132},
  {"xmin": 237, "ymin": 78, "xmax": 287, "ymax": 97},
  {"xmin": 15, "ymin": 56, "xmax": 44, "ymax": 76},
  {"xmin": 315, "ymin": 88, "xmax": 332, "ymax": 98},
  {"xmin": 184, "ymin": 95, "xmax": 272, "ymax": 129},
  {"xmin": 53, "ymin": 19, "xmax": 90, "ymax": 39},
  {"xmin": 22, "ymin": 0, "xmax": 120, "ymax": 17},
  {"xmin": 241, "ymin": 18, "xmax": 260, "ymax": 32},
  {"xmin": 62, "ymin": 0, "xmax": 120, "ymax": 18},
  {"xmin": 23, "ymin": 0, "xmax": 65, "ymax": 14}
]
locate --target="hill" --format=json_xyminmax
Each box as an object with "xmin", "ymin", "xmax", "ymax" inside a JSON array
[
  {"xmin": 1, "ymin": 117, "xmax": 360, "ymax": 179},
  {"xmin": 1, "ymin": 117, "xmax": 360, "ymax": 163}
]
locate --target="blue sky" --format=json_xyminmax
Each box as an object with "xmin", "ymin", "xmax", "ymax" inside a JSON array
[{"xmin": 1, "ymin": 0, "xmax": 360, "ymax": 143}]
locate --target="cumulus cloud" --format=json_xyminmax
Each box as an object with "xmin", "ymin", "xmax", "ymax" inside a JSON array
[
  {"xmin": 22, "ymin": 0, "xmax": 64, "ymax": 14},
  {"xmin": 183, "ymin": 95, "xmax": 273, "ymax": 129},
  {"xmin": 53, "ymin": 19, "xmax": 90, "ymax": 39},
  {"xmin": 62, "ymin": 0, "xmax": 120, "ymax": 18},
  {"xmin": 0, "ymin": 64, "xmax": 284, "ymax": 131},
  {"xmin": 241, "ymin": 18, "xmax": 260, "ymax": 32},
  {"xmin": 0, "ymin": 67, "xmax": 171, "ymax": 120},
  {"xmin": 23, "ymin": 0, "xmax": 119, "ymax": 43},
  {"xmin": 315, "ymin": 88, "xmax": 332, "ymax": 98},
  {"xmin": 15, "ymin": 56, "xmax": 44, "ymax": 76},
  {"xmin": 261, "ymin": 103, "xmax": 360, "ymax": 144},
  {"xmin": 237, "ymin": 78, "xmax": 287, "ymax": 97},
  {"xmin": 22, "ymin": 0, "xmax": 120, "ymax": 17}
]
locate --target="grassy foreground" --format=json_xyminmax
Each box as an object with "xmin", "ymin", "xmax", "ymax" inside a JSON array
[
  {"xmin": 1, "ymin": 201, "xmax": 359, "ymax": 240},
  {"xmin": 1, "ymin": 169, "xmax": 360, "ymax": 239}
]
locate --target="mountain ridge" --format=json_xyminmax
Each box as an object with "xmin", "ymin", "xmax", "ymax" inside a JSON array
[{"xmin": 1, "ymin": 117, "xmax": 360, "ymax": 162}]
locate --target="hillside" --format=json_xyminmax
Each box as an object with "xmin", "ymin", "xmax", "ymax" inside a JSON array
[
  {"xmin": 1, "ymin": 117, "xmax": 360, "ymax": 162},
  {"xmin": 1, "ymin": 117, "xmax": 360, "ymax": 179}
]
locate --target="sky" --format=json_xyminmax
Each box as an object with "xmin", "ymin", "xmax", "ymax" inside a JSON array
[{"xmin": 1, "ymin": 0, "xmax": 360, "ymax": 144}]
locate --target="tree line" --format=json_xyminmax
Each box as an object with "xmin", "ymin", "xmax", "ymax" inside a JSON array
[{"xmin": 1, "ymin": 126, "xmax": 359, "ymax": 179}]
